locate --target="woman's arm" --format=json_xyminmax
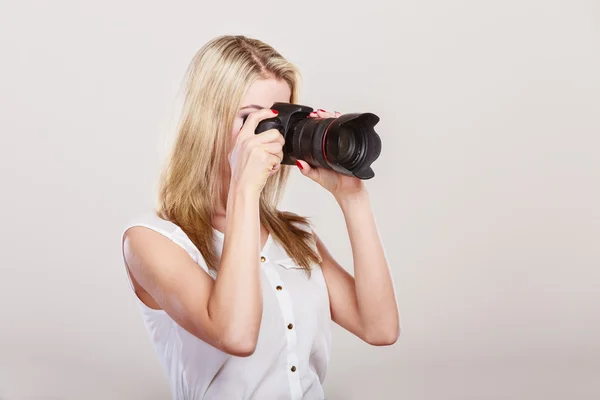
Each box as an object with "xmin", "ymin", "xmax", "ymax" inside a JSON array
[
  {"xmin": 316, "ymin": 190, "xmax": 400, "ymax": 346},
  {"xmin": 297, "ymin": 108, "xmax": 399, "ymax": 345},
  {"xmin": 123, "ymin": 185, "xmax": 262, "ymax": 357},
  {"xmin": 122, "ymin": 108, "xmax": 283, "ymax": 357}
]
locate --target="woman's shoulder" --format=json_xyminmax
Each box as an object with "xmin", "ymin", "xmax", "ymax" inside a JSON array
[
  {"xmin": 122, "ymin": 210, "xmax": 181, "ymax": 237},
  {"xmin": 121, "ymin": 211, "xmax": 206, "ymax": 269}
]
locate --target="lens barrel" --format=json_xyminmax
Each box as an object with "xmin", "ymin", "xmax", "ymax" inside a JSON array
[{"xmin": 253, "ymin": 102, "xmax": 381, "ymax": 179}]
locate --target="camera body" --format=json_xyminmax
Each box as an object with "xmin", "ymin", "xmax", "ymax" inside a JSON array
[{"xmin": 253, "ymin": 102, "xmax": 382, "ymax": 180}]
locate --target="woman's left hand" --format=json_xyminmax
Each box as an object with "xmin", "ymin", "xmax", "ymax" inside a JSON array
[{"xmin": 295, "ymin": 109, "xmax": 367, "ymax": 201}]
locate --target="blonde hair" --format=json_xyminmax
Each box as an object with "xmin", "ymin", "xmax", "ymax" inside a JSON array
[{"xmin": 156, "ymin": 35, "xmax": 321, "ymax": 275}]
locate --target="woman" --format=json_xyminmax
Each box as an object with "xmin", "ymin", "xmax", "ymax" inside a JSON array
[{"xmin": 121, "ymin": 35, "xmax": 399, "ymax": 400}]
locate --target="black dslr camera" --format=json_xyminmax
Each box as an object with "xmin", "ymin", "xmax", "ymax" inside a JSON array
[{"xmin": 248, "ymin": 102, "xmax": 382, "ymax": 180}]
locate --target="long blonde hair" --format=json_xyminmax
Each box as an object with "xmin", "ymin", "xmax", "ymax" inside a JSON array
[{"xmin": 156, "ymin": 35, "xmax": 321, "ymax": 275}]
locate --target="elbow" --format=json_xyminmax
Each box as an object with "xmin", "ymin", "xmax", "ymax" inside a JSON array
[
  {"xmin": 202, "ymin": 305, "xmax": 261, "ymax": 357},
  {"xmin": 189, "ymin": 318, "xmax": 259, "ymax": 357},
  {"xmin": 364, "ymin": 325, "xmax": 401, "ymax": 346},
  {"xmin": 223, "ymin": 342, "xmax": 257, "ymax": 358},
  {"xmin": 219, "ymin": 332, "xmax": 259, "ymax": 357}
]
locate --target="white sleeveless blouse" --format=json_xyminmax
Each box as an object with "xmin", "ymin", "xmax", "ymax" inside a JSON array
[{"xmin": 122, "ymin": 212, "xmax": 332, "ymax": 400}]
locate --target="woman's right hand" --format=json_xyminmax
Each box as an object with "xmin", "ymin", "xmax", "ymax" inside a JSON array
[{"xmin": 228, "ymin": 108, "xmax": 285, "ymax": 194}]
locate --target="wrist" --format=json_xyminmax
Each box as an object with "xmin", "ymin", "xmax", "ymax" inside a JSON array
[
  {"xmin": 225, "ymin": 182, "xmax": 261, "ymax": 237},
  {"xmin": 232, "ymin": 185, "xmax": 260, "ymax": 198},
  {"xmin": 230, "ymin": 180, "xmax": 261, "ymax": 200},
  {"xmin": 334, "ymin": 188, "xmax": 370, "ymax": 210},
  {"xmin": 227, "ymin": 183, "xmax": 261, "ymax": 214}
]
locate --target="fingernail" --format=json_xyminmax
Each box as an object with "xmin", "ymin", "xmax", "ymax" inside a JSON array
[
  {"xmin": 309, "ymin": 112, "xmax": 318, "ymax": 117},
  {"xmin": 317, "ymin": 109, "xmax": 326, "ymax": 112},
  {"xmin": 271, "ymin": 109, "xmax": 279, "ymax": 115},
  {"xmin": 296, "ymin": 160, "xmax": 303, "ymax": 170}
]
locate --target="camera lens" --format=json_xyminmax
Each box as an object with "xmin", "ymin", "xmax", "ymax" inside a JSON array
[
  {"xmin": 335, "ymin": 126, "xmax": 360, "ymax": 168},
  {"xmin": 254, "ymin": 103, "xmax": 381, "ymax": 179}
]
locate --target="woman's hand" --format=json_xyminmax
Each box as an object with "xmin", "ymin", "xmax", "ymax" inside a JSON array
[
  {"xmin": 296, "ymin": 109, "xmax": 367, "ymax": 201},
  {"xmin": 229, "ymin": 108, "xmax": 285, "ymax": 194}
]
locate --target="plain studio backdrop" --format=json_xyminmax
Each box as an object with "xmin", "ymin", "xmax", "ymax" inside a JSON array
[{"xmin": 1, "ymin": 0, "xmax": 598, "ymax": 399}]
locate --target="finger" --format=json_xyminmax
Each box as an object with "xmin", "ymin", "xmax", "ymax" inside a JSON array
[
  {"xmin": 239, "ymin": 108, "xmax": 279, "ymax": 140},
  {"xmin": 295, "ymin": 159, "xmax": 319, "ymax": 181},
  {"xmin": 263, "ymin": 142, "xmax": 284, "ymax": 158},
  {"xmin": 269, "ymin": 163, "xmax": 281, "ymax": 176},
  {"xmin": 308, "ymin": 110, "xmax": 318, "ymax": 118},
  {"xmin": 266, "ymin": 153, "xmax": 282, "ymax": 170},
  {"xmin": 255, "ymin": 128, "xmax": 284, "ymax": 144},
  {"xmin": 334, "ymin": 111, "xmax": 341, "ymax": 117},
  {"xmin": 315, "ymin": 109, "xmax": 336, "ymax": 119}
]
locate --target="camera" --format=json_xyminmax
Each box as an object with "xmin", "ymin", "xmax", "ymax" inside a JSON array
[{"xmin": 248, "ymin": 102, "xmax": 382, "ymax": 180}]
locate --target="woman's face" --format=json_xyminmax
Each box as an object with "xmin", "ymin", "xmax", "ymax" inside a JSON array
[{"xmin": 231, "ymin": 77, "xmax": 292, "ymax": 143}]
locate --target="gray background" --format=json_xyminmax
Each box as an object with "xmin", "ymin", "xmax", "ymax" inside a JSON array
[{"xmin": 1, "ymin": 0, "xmax": 598, "ymax": 399}]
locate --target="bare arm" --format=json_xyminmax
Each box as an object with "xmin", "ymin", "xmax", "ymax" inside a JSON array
[
  {"xmin": 318, "ymin": 191, "xmax": 400, "ymax": 346},
  {"xmin": 123, "ymin": 186, "xmax": 262, "ymax": 356},
  {"xmin": 122, "ymin": 108, "xmax": 283, "ymax": 357},
  {"xmin": 295, "ymin": 108, "xmax": 399, "ymax": 345}
]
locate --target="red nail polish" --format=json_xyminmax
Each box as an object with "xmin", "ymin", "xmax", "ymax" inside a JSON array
[
  {"xmin": 271, "ymin": 109, "xmax": 279, "ymax": 115},
  {"xmin": 317, "ymin": 109, "xmax": 326, "ymax": 112},
  {"xmin": 309, "ymin": 112, "xmax": 317, "ymax": 116},
  {"xmin": 296, "ymin": 160, "xmax": 303, "ymax": 170}
]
